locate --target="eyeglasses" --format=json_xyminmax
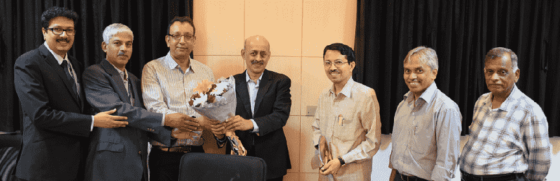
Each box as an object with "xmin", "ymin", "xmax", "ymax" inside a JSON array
[
  {"xmin": 168, "ymin": 34, "xmax": 195, "ymax": 41},
  {"xmin": 47, "ymin": 28, "xmax": 75, "ymax": 36},
  {"xmin": 324, "ymin": 60, "xmax": 348, "ymax": 68}
]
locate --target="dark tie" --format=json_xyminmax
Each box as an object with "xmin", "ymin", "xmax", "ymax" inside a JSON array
[
  {"xmin": 61, "ymin": 60, "xmax": 80, "ymax": 101},
  {"xmin": 128, "ymin": 81, "xmax": 135, "ymax": 106}
]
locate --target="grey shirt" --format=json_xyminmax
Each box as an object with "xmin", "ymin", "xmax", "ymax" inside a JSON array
[{"xmin": 391, "ymin": 82, "xmax": 462, "ymax": 181}]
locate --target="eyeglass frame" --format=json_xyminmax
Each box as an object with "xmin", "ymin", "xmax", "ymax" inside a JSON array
[
  {"xmin": 324, "ymin": 60, "xmax": 349, "ymax": 68},
  {"xmin": 47, "ymin": 27, "xmax": 75, "ymax": 36},
  {"xmin": 167, "ymin": 34, "xmax": 196, "ymax": 41}
]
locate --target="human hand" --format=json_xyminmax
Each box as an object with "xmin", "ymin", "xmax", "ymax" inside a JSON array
[
  {"xmin": 224, "ymin": 115, "xmax": 254, "ymax": 131},
  {"xmin": 93, "ymin": 109, "xmax": 128, "ymax": 128},
  {"xmin": 165, "ymin": 113, "xmax": 200, "ymax": 131},
  {"xmin": 320, "ymin": 158, "xmax": 341, "ymax": 175},
  {"xmin": 171, "ymin": 128, "xmax": 197, "ymax": 139},
  {"xmin": 208, "ymin": 119, "xmax": 225, "ymax": 139}
]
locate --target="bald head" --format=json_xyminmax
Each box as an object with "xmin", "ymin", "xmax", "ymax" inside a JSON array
[{"xmin": 244, "ymin": 35, "xmax": 270, "ymax": 51}]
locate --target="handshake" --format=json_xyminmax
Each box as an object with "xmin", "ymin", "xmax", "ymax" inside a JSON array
[{"xmin": 164, "ymin": 113, "xmax": 203, "ymax": 139}]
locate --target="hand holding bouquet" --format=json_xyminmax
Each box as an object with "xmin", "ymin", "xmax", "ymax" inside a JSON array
[{"xmin": 188, "ymin": 76, "xmax": 247, "ymax": 156}]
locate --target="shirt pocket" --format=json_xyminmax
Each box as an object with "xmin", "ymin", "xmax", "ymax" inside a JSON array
[
  {"xmin": 490, "ymin": 124, "xmax": 520, "ymax": 157},
  {"xmin": 96, "ymin": 142, "xmax": 124, "ymax": 153},
  {"xmin": 410, "ymin": 123, "xmax": 435, "ymax": 155},
  {"xmin": 333, "ymin": 117, "xmax": 358, "ymax": 141}
]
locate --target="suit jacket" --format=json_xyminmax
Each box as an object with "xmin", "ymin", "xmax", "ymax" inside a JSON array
[
  {"xmin": 230, "ymin": 69, "xmax": 292, "ymax": 179},
  {"xmin": 82, "ymin": 59, "xmax": 172, "ymax": 181},
  {"xmin": 13, "ymin": 44, "xmax": 92, "ymax": 181}
]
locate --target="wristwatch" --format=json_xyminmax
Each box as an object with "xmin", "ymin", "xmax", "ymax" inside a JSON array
[{"xmin": 338, "ymin": 156, "xmax": 345, "ymax": 166}]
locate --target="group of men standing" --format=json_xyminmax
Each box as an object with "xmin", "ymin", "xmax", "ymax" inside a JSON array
[{"xmin": 12, "ymin": 6, "xmax": 551, "ymax": 181}]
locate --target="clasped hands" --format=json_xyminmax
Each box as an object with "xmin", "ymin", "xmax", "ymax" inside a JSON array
[
  {"xmin": 208, "ymin": 115, "xmax": 254, "ymax": 139},
  {"xmin": 164, "ymin": 113, "xmax": 202, "ymax": 139}
]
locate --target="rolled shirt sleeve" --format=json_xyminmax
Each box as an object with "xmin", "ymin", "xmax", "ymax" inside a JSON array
[{"xmin": 431, "ymin": 107, "xmax": 462, "ymax": 181}]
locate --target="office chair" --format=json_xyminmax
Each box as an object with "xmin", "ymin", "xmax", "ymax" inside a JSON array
[{"xmin": 179, "ymin": 153, "xmax": 267, "ymax": 181}]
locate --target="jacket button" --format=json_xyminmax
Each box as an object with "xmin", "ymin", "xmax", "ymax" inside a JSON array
[{"xmin": 138, "ymin": 151, "xmax": 142, "ymax": 155}]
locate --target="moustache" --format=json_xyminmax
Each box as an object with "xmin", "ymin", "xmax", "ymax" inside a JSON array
[
  {"xmin": 251, "ymin": 60, "xmax": 264, "ymax": 65},
  {"xmin": 329, "ymin": 69, "xmax": 340, "ymax": 73},
  {"xmin": 118, "ymin": 52, "xmax": 126, "ymax": 56},
  {"xmin": 56, "ymin": 39, "xmax": 69, "ymax": 43}
]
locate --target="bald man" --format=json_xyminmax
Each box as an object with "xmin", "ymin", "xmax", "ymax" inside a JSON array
[{"xmin": 220, "ymin": 35, "xmax": 292, "ymax": 181}]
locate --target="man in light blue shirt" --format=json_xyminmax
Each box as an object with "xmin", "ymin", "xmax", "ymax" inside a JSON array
[{"xmin": 389, "ymin": 46, "xmax": 462, "ymax": 181}]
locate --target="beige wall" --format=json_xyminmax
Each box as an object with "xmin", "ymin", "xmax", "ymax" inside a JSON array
[{"xmin": 194, "ymin": 0, "xmax": 357, "ymax": 180}]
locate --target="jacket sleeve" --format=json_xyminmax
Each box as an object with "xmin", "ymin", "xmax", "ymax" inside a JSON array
[
  {"xmin": 83, "ymin": 65, "xmax": 171, "ymax": 145},
  {"xmin": 253, "ymin": 76, "xmax": 291, "ymax": 136}
]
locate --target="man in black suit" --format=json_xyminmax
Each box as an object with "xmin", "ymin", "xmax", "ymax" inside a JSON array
[
  {"xmin": 82, "ymin": 23, "xmax": 196, "ymax": 181},
  {"xmin": 222, "ymin": 35, "xmax": 292, "ymax": 181},
  {"xmin": 13, "ymin": 7, "xmax": 128, "ymax": 181}
]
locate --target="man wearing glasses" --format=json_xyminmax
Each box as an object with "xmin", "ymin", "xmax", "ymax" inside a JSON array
[
  {"xmin": 13, "ymin": 7, "xmax": 127, "ymax": 181},
  {"xmin": 142, "ymin": 16, "xmax": 215, "ymax": 181},
  {"xmin": 312, "ymin": 43, "xmax": 382, "ymax": 180}
]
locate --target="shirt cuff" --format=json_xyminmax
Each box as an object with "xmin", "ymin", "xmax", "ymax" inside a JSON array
[
  {"xmin": 250, "ymin": 119, "xmax": 259, "ymax": 133},
  {"xmin": 90, "ymin": 116, "xmax": 95, "ymax": 131},
  {"xmin": 161, "ymin": 113, "xmax": 166, "ymax": 126},
  {"xmin": 214, "ymin": 135, "xmax": 228, "ymax": 148}
]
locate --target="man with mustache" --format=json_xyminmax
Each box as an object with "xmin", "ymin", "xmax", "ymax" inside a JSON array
[
  {"xmin": 142, "ymin": 16, "xmax": 215, "ymax": 181},
  {"xmin": 217, "ymin": 35, "xmax": 292, "ymax": 181},
  {"xmin": 311, "ymin": 43, "xmax": 381, "ymax": 180},
  {"xmin": 13, "ymin": 7, "xmax": 128, "ymax": 181},
  {"xmin": 81, "ymin": 23, "xmax": 192, "ymax": 181},
  {"xmin": 459, "ymin": 47, "xmax": 551, "ymax": 181},
  {"xmin": 389, "ymin": 46, "xmax": 462, "ymax": 181}
]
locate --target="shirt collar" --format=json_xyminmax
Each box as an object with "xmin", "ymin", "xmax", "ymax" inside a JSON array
[
  {"xmin": 108, "ymin": 60, "xmax": 128, "ymax": 81},
  {"xmin": 329, "ymin": 78, "xmax": 355, "ymax": 98},
  {"xmin": 485, "ymin": 85, "xmax": 520, "ymax": 111},
  {"xmin": 245, "ymin": 71, "xmax": 264, "ymax": 84},
  {"xmin": 164, "ymin": 52, "xmax": 193, "ymax": 73},
  {"xmin": 404, "ymin": 82, "xmax": 438, "ymax": 104},
  {"xmin": 44, "ymin": 41, "xmax": 68, "ymax": 65}
]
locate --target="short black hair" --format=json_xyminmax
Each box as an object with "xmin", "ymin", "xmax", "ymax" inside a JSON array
[
  {"xmin": 167, "ymin": 16, "xmax": 195, "ymax": 35},
  {"xmin": 323, "ymin": 43, "xmax": 355, "ymax": 63},
  {"xmin": 41, "ymin": 6, "xmax": 79, "ymax": 29}
]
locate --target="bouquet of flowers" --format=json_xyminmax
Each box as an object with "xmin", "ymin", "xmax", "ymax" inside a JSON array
[{"xmin": 188, "ymin": 76, "xmax": 247, "ymax": 156}]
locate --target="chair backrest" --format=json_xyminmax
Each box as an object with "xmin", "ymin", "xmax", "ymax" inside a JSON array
[{"xmin": 178, "ymin": 153, "xmax": 267, "ymax": 181}]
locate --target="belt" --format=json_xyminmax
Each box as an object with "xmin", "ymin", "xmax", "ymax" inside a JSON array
[
  {"xmin": 154, "ymin": 146, "xmax": 199, "ymax": 153},
  {"xmin": 460, "ymin": 170, "xmax": 526, "ymax": 181},
  {"xmin": 396, "ymin": 171, "xmax": 428, "ymax": 181}
]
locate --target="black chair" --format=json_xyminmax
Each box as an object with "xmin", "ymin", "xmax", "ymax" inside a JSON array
[{"xmin": 178, "ymin": 153, "xmax": 266, "ymax": 181}]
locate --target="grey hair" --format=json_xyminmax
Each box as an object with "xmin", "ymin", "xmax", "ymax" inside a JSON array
[
  {"xmin": 485, "ymin": 47, "xmax": 518, "ymax": 71},
  {"xmin": 404, "ymin": 46, "xmax": 439, "ymax": 70},
  {"xmin": 103, "ymin": 23, "xmax": 134, "ymax": 44}
]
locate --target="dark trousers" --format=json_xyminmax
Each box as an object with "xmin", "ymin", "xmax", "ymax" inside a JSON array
[
  {"xmin": 461, "ymin": 170, "xmax": 527, "ymax": 181},
  {"xmin": 267, "ymin": 176, "xmax": 283, "ymax": 181},
  {"xmin": 394, "ymin": 171, "xmax": 428, "ymax": 181},
  {"xmin": 149, "ymin": 146, "xmax": 204, "ymax": 181}
]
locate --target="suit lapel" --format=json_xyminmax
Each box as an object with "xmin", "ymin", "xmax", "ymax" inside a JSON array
[
  {"xmin": 39, "ymin": 45, "xmax": 81, "ymax": 106},
  {"xmin": 101, "ymin": 59, "xmax": 130, "ymax": 104},
  {"xmin": 254, "ymin": 70, "xmax": 271, "ymax": 116},
  {"xmin": 129, "ymin": 76, "xmax": 141, "ymax": 107},
  {"xmin": 236, "ymin": 71, "xmax": 253, "ymax": 117}
]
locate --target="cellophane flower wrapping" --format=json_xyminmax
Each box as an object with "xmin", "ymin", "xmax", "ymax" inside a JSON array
[{"xmin": 188, "ymin": 76, "xmax": 247, "ymax": 156}]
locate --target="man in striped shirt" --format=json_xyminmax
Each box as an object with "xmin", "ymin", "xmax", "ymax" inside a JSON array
[
  {"xmin": 141, "ymin": 16, "xmax": 215, "ymax": 181},
  {"xmin": 459, "ymin": 47, "xmax": 551, "ymax": 181}
]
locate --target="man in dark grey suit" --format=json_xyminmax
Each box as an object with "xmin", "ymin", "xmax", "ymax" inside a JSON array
[
  {"xmin": 13, "ymin": 7, "xmax": 128, "ymax": 181},
  {"xmin": 221, "ymin": 35, "xmax": 292, "ymax": 181},
  {"xmin": 82, "ymin": 23, "xmax": 197, "ymax": 181}
]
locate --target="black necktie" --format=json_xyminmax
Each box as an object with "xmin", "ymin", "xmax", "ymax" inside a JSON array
[
  {"xmin": 61, "ymin": 60, "xmax": 80, "ymax": 101},
  {"xmin": 128, "ymin": 81, "xmax": 135, "ymax": 106}
]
